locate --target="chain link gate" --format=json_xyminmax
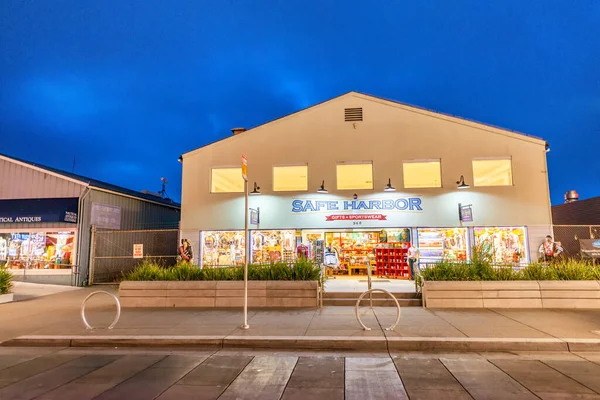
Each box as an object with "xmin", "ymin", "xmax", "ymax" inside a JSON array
[
  {"xmin": 89, "ymin": 227, "xmax": 179, "ymax": 284},
  {"xmin": 553, "ymin": 225, "xmax": 600, "ymax": 259}
]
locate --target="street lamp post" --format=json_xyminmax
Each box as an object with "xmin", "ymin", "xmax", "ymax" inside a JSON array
[
  {"xmin": 242, "ymin": 178, "xmax": 249, "ymax": 330},
  {"xmin": 241, "ymin": 154, "xmax": 249, "ymax": 330}
]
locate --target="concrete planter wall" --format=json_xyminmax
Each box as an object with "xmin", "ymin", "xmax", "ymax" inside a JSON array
[
  {"xmin": 119, "ymin": 280, "xmax": 319, "ymax": 308},
  {"xmin": 422, "ymin": 280, "xmax": 600, "ymax": 309},
  {"xmin": 0, "ymin": 293, "xmax": 14, "ymax": 304}
]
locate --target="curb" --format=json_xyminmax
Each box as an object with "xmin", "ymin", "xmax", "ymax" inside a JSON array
[{"xmin": 3, "ymin": 335, "xmax": 599, "ymax": 352}]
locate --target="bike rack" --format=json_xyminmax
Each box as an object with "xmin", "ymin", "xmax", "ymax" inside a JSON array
[
  {"xmin": 355, "ymin": 288, "xmax": 401, "ymax": 331},
  {"xmin": 81, "ymin": 291, "xmax": 121, "ymax": 330}
]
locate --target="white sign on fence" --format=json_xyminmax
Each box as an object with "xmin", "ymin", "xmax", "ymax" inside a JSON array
[{"xmin": 133, "ymin": 244, "xmax": 144, "ymax": 259}]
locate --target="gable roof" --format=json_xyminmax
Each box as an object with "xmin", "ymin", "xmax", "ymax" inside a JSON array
[
  {"xmin": 0, "ymin": 153, "xmax": 180, "ymax": 208},
  {"xmin": 182, "ymin": 91, "xmax": 547, "ymax": 158}
]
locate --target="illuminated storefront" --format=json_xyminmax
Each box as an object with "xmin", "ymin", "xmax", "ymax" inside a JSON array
[
  {"xmin": 180, "ymin": 92, "xmax": 553, "ymax": 274},
  {"xmin": 0, "ymin": 198, "xmax": 79, "ymax": 271},
  {"xmin": 0, "ymin": 231, "xmax": 75, "ymax": 270},
  {"xmin": 195, "ymin": 194, "xmax": 535, "ymax": 274}
]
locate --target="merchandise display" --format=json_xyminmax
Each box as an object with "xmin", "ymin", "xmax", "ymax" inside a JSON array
[
  {"xmin": 301, "ymin": 231, "xmax": 325, "ymax": 263},
  {"xmin": 417, "ymin": 228, "xmax": 469, "ymax": 263},
  {"xmin": 0, "ymin": 231, "xmax": 75, "ymax": 269},
  {"xmin": 383, "ymin": 229, "xmax": 411, "ymax": 243},
  {"xmin": 325, "ymin": 231, "xmax": 379, "ymax": 275},
  {"xmin": 201, "ymin": 231, "xmax": 246, "ymax": 266},
  {"xmin": 474, "ymin": 227, "xmax": 528, "ymax": 264},
  {"xmin": 251, "ymin": 230, "xmax": 296, "ymax": 263},
  {"xmin": 375, "ymin": 242, "xmax": 411, "ymax": 278}
]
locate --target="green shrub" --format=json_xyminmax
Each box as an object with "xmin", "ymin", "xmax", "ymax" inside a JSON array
[
  {"xmin": 420, "ymin": 255, "xmax": 600, "ymax": 282},
  {"xmin": 0, "ymin": 267, "xmax": 13, "ymax": 295},
  {"xmin": 519, "ymin": 263, "xmax": 558, "ymax": 281},
  {"xmin": 122, "ymin": 259, "xmax": 322, "ymax": 282}
]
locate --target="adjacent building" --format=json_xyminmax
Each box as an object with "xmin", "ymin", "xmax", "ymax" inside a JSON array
[
  {"xmin": 552, "ymin": 192, "xmax": 600, "ymax": 258},
  {"xmin": 180, "ymin": 92, "xmax": 553, "ymax": 272},
  {"xmin": 0, "ymin": 154, "xmax": 181, "ymax": 285}
]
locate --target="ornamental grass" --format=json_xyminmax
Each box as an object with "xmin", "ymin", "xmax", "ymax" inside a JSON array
[
  {"xmin": 418, "ymin": 246, "xmax": 600, "ymax": 283},
  {"xmin": 122, "ymin": 259, "xmax": 322, "ymax": 282},
  {"xmin": 0, "ymin": 267, "xmax": 13, "ymax": 295}
]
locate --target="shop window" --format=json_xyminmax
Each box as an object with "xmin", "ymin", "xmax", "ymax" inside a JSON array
[
  {"xmin": 473, "ymin": 159, "xmax": 513, "ymax": 186},
  {"xmin": 336, "ymin": 163, "xmax": 373, "ymax": 190},
  {"xmin": 201, "ymin": 231, "xmax": 246, "ymax": 266},
  {"xmin": 273, "ymin": 165, "xmax": 308, "ymax": 191},
  {"xmin": 417, "ymin": 228, "xmax": 470, "ymax": 263},
  {"xmin": 211, "ymin": 168, "xmax": 244, "ymax": 193},
  {"xmin": 403, "ymin": 160, "xmax": 442, "ymax": 188},
  {"xmin": 474, "ymin": 227, "xmax": 528, "ymax": 264},
  {"xmin": 252, "ymin": 230, "xmax": 297, "ymax": 263},
  {"xmin": 0, "ymin": 231, "xmax": 75, "ymax": 270}
]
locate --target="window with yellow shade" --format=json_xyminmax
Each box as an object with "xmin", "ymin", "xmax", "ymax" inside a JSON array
[
  {"xmin": 473, "ymin": 159, "xmax": 513, "ymax": 186},
  {"xmin": 273, "ymin": 165, "xmax": 308, "ymax": 191},
  {"xmin": 211, "ymin": 168, "xmax": 244, "ymax": 193},
  {"xmin": 403, "ymin": 161, "xmax": 442, "ymax": 188},
  {"xmin": 336, "ymin": 163, "xmax": 373, "ymax": 190}
]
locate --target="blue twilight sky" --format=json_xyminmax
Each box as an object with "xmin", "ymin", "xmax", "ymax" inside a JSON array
[{"xmin": 1, "ymin": 0, "xmax": 598, "ymax": 204}]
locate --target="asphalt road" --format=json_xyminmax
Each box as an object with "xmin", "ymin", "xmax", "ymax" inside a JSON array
[{"xmin": 1, "ymin": 347, "xmax": 600, "ymax": 399}]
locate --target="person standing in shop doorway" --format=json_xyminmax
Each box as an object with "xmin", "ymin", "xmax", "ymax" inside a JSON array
[
  {"xmin": 407, "ymin": 245, "xmax": 420, "ymax": 280},
  {"xmin": 538, "ymin": 235, "xmax": 562, "ymax": 264}
]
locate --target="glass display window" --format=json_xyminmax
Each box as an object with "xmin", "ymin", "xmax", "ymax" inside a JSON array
[
  {"xmin": 0, "ymin": 231, "xmax": 75, "ymax": 269},
  {"xmin": 201, "ymin": 231, "xmax": 246, "ymax": 267},
  {"xmin": 417, "ymin": 228, "xmax": 469, "ymax": 263},
  {"xmin": 251, "ymin": 230, "xmax": 296, "ymax": 263},
  {"xmin": 474, "ymin": 227, "xmax": 528, "ymax": 264},
  {"xmin": 301, "ymin": 230, "xmax": 325, "ymax": 263},
  {"xmin": 325, "ymin": 231, "xmax": 379, "ymax": 269}
]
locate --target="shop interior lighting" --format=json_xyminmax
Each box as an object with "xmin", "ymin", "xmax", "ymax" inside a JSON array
[
  {"xmin": 384, "ymin": 178, "xmax": 396, "ymax": 192},
  {"xmin": 456, "ymin": 175, "xmax": 470, "ymax": 189},
  {"xmin": 317, "ymin": 180, "xmax": 328, "ymax": 194},
  {"xmin": 250, "ymin": 182, "xmax": 261, "ymax": 195}
]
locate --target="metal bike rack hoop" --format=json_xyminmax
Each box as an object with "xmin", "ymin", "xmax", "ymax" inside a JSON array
[
  {"xmin": 355, "ymin": 288, "xmax": 401, "ymax": 331},
  {"xmin": 81, "ymin": 291, "xmax": 121, "ymax": 330}
]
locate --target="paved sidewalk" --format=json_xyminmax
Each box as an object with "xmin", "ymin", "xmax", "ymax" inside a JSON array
[
  {"xmin": 2, "ymin": 347, "xmax": 600, "ymax": 400},
  {"xmin": 11, "ymin": 281, "xmax": 81, "ymax": 302},
  {"xmin": 2, "ymin": 285, "xmax": 600, "ymax": 352}
]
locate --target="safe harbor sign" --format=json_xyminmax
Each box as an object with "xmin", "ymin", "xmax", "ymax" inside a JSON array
[{"xmin": 292, "ymin": 197, "xmax": 423, "ymax": 222}]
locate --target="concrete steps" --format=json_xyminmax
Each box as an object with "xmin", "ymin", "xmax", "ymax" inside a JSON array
[{"xmin": 323, "ymin": 291, "xmax": 422, "ymax": 307}]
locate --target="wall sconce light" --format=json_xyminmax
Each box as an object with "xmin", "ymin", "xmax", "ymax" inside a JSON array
[
  {"xmin": 317, "ymin": 180, "xmax": 328, "ymax": 194},
  {"xmin": 250, "ymin": 182, "xmax": 261, "ymax": 195},
  {"xmin": 456, "ymin": 175, "xmax": 470, "ymax": 189},
  {"xmin": 353, "ymin": 193, "xmax": 358, "ymax": 200},
  {"xmin": 384, "ymin": 178, "xmax": 396, "ymax": 192}
]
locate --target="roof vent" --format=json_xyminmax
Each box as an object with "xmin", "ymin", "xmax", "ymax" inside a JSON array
[
  {"xmin": 232, "ymin": 127, "xmax": 246, "ymax": 135},
  {"xmin": 564, "ymin": 190, "xmax": 579, "ymax": 203},
  {"xmin": 344, "ymin": 108, "xmax": 363, "ymax": 122}
]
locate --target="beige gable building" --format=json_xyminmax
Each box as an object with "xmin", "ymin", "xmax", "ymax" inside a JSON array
[{"xmin": 180, "ymin": 92, "xmax": 552, "ymax": 274}]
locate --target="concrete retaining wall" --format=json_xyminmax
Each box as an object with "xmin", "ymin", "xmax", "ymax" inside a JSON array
[
  {"xmin": 423, "ymin": 280, "xmax": 600, "ymax": 309},
  {"xmin": 119, "ymin": 281, "xmax": 319, "ymax": 308}
]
